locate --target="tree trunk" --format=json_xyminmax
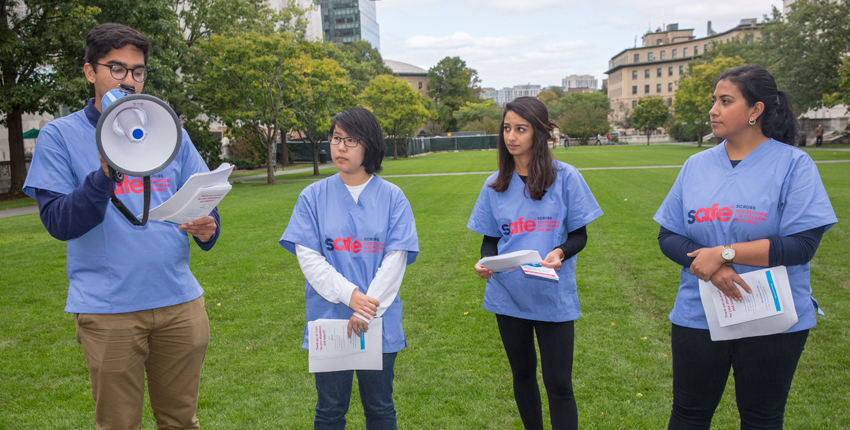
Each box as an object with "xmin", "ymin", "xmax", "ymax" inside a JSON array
[
  {"xmin": 697, "ymin": 124, "xmax": 704, "ymax": 147},
  {"xmin": 392, "ymin": 137, "xmax": 398, "ymax": 160},
  {"xmin": 312, "ymin": 142, "xmax": 320, "ymax": 176},
  {"xmin": 646, "ymin": 129, "xmax": 651, "ymax": 146},
  {"xmin": 266, "ymin": 136, "xmax": 275, "ymax": 185},
  {"xmin": 8, "ymin": 106, "xmax": 27, "ymax": 196}
]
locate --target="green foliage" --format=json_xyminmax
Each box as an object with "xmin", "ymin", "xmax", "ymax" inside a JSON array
[
  {"xmin": 558, "ymin": 101, "xmax": 610, "ymax": 145},
  {"xmin": 666, "ymin": 122, "xmax": 702, "ymax": 142},
  {"xmin": 184, "ymin": 119, "xmax": 224, "ymax": 169},
  {"xmin": 461, "ymin": 117, "xmax": 501, "ymax": 135},
  {"xmin": 453, "ymin": 100, "xmax": 502, "ymax": 129},
  {"xmin": 674, "ymin": 55, "xmax": 747, "ymax": 145},
  {"xmin": 426, "ymin": 56, "xmax": 479, "ymax": 132},
  {"xmin": 547, "ymin": 92, "xmax": 611, "ymax": 120},
  {"xmin": 548, "ymin": 86, "xmax": 565, "ymax": 98},
  {"xmin": 537, "ymin": 90, "xmax": 559, "ymax": 105},
  {"xmin": 361, "ymin": 75, "xmax": 431, "ymax": 159},
  {"xmin": 761, "ymin": 0, "xmax": 850, "ymax": 112},
  {"xmin": 0, "ymin": 0, "xmax": 100, "ymax": 195},
  {"xmin": 631, "ymin": 97, "xmax": 669, "ymax": 145},
  {"xmin": 824, "ymin": 56, "xmax": 850, "ymax": 109},
  {"xmin": 696, "ymin": 36, "xmax": 766, "ymax": 68},
  {"xmin": 329, "ymin": 40, "xmax": 393, "ymax": 95}
]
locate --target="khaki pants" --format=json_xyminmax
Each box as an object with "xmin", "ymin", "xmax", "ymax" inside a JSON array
[{"xmin": 74, "ymin": 296, "xmax": 210, "ymax": 430}]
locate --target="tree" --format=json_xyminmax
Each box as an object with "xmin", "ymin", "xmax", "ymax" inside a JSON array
[
  {"xmin": 453, "ymin": 100, "xmax": 502, "ymax": 129},
  {"xmin": 558, "ymin": 100, "xmax": 609, "ymax": 145},
  {"xmin": 461, "ymin": 117, "xmax": 500, "ymax": 135},
  {"xmin": 289, "ymin": 44, "xmax": 354, "ymax": 175},
  {"xmin": 0, "ymin": 1, "xmax": 99, "ymax": 196},
  {"xmin": 631, "ymin": 96, "xmax": 669, "ymax": 145},
  {"xmin": 361, "ymin": 75, "xmax": 431, "ymax": 159},
  {"xmin": 537, "ymin": 90, "xmax": 559, "ymax": 105},
  {"xmin": 548, "ymin": 86, "xmax": 565, "ymax": 98},
  {"xmin": 823, "ymin": 56, "xmax": 850, "ymax": 110},
  {"xmin": 194, "ymin": 33, "xmax": 304, "ymax": 184},
  {"xmin": 613, "ymin": 101, "xmax": 633, "ymax": 130},
  {"xmin": 674, "ymin": 55, "xmax": 747, "ymax": 146},
  {"xmin": 761, "ymin": 0, "xmax": 850, "ymax": 112},
  {"xmin": 330, "ymin": 40, "xmax": 393, "ymax": 95},
  {"xmin": 426, "ymin": 56, "xmax": 479, "ymax": 132},
  {"xmin": 548, "ymin": 91, "xmax": 610, "ymax": 120},
  {"xmin": 697, "ymin": 37, "xmax": 766, "ymax": 67}
]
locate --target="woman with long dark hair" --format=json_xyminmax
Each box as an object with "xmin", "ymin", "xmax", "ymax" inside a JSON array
[
  {"xmin": 654, "ymin": 65, "xmax": 836, "ymax": 428},
  {"xmin": 281, "ymin": 107, "xmax": 419, "ymax": 429},
  {"xmin": 467, "ymin": 97, "xmax": 603, "ymax": 430}
]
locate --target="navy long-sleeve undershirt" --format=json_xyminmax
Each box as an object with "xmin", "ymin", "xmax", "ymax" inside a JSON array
[
  {"xmin": 35, "ymin": 170, "xmax": 220, "ymax": 250},
  {"xmin": 657, "ymin": 226, "xmax": 824, "ymax": 268}
]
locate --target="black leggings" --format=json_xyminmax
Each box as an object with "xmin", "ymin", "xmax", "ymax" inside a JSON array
[
  {"xmin": 496, "ymin": 314, "xmax": 577, "ymax": 430},
  {"xmin": 668, "ymin": 324, "xmax": 809, "ymax": 430}
]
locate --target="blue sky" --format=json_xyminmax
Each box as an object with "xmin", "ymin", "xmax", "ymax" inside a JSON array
[{"xmin": 376, "ymin": 0, "xmax": 784, "ymax": 90}]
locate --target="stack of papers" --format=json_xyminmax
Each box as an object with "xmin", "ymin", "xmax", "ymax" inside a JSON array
[
  {"xmin": 478, "ymin": 250, "xmax": 559, "ymax": 280},
  {"xmin": 699, "ymin": 266, "xmax": 798, "ymax": 341},
  {"xmin": 143, "ymin": 163, "xmax": 234, "ymax": 225},
  {"xmin": 307, "ymin": 318, "xmax": 383, "ymax": 373}
]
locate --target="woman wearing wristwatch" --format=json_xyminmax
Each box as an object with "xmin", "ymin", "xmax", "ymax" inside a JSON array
[
  {"xmin": 467, "ymin": 97, "xmax": 603, "ymax": 430},
  {"xmin": 654, "ymin": 65, "xmax": 836, "ymax": 429}
]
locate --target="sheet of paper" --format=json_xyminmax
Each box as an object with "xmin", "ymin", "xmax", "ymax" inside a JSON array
[
  {"xmin": 479, "ymin": 250, "xmax": 542, "ymax": 272},
  {"xmin": 521, "ymin": 263, "xmax": 559, "ymax": 281},
  {"xmin": 308, "ymin": 318, "xmax": 383, "ymax": 373},
  {"xmin": 699, "ymin": 266, "xmax": 798, "ymax": 341},
  {"xmin": 143, "ymin": 163, "xmax": 234, "ymax": 224}
]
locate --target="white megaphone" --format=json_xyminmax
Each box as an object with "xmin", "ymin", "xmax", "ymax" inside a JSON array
[{"xmin": 96, "ymin": 84, "xmax": 182, "ymax": 226}]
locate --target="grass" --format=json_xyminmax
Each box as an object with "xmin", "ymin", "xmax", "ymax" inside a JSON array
[{"xmin": 1, "ymin": 145, "xmax": 848, "ymax": 429}]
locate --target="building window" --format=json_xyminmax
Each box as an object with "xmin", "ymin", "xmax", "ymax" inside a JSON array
[
  {"xmin": 657, "ymin": 68, "xmax": 662, "ymax": 77},
  {"xmin": 704, "ymin": 44, "xmax": 708, "ymax": 52},
  {"xmin": 679, "ymin": 65, "xmax": 684, "ymax": 74},
  {"xmin": 418, "ymin": 82, "xmax": 422, "ymax": 89},
  {"xmin": 657, "ymin": 83, "xmax": 662, "ymax": 93},
  {"xmin": 633, "ymin": 100, "xmax": 637, "ymax": 107},
  {"xmin": 668, "ymin": 98, "xmax": 673, "ymax": 106},
  {"xmin": 645, "ymin": 69, "xmax": 650, "ymax": 78},
  {"xmin": 668, "ymin": 66, "xmax": 673, "ymax": 76},
  {"xmin": 683, "ymin": 47, "xmax": 688, "ymax": 57},
  {"xmin": 634, "ymin": 53, "xmax": 640, "ymax": 63},
  {"xmin": 648, "ymin": 52, "xmax": 655, "ymax": 61},
  {"xmin": 745, "ymin": 34, "xmax": 754, "ymax": 45},
  {"xmin": 644, "ymin": 85, "xmax": 650, "ymax": 94},
  {"xmin": 694, "ymin": 46, "xmax": 699, "ymax": 55},
  {"xmin": 660, "ymin": 51, "xmax": 666, "ymax": 60},
  {"xmin": 632, "ymin": 70, "xmax": 638, "ymax": 80},
  {"xmin": 672, "ymin": 49, "xmax": 677, "ymax": 59},
  {"xmin": 632, "ymin": 86, "xmax": 637, "ymax": 95},
  {"xmin": 668, "ymin": 83, "xmax": 673, "ymax": 92}
]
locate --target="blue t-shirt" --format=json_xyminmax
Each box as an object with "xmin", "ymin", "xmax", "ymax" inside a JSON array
[
  {"xmin": 280, "ymin": 174, "xmax": 419, "ymax": 353},
  {"xmin": 467, "ymin": 161, "xmax": 604, "ymax": 322},
  {"xmin": 653, "ymin": 139, "xmax": 837, "ymax": 332},
  {"xmin": 23, "ymin": 104, "xmax": 211, "ymax": 314}
]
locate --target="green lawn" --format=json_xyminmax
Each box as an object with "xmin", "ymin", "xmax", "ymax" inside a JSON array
[{"xmin": 1, "ymin": 145, "xmax": 848, "ymax": 429}]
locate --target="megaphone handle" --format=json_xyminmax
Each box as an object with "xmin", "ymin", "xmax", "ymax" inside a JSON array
[{"xmin": 109, "ymin": 176, "xmax": 151, "ymax": 226}]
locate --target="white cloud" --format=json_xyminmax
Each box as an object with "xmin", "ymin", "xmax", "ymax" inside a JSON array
[{"xmin": 403, "ymin": 32, "xmax": 525, "ymax": 50}]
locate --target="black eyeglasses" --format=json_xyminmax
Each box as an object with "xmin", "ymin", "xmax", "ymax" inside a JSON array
[
  {"xmin": 328, "ymin": 135, "xmax": 360, "ymax": 148},
  {"xmin": 92, "ymin": 63, "xmax": 149, "ymax": 83}
]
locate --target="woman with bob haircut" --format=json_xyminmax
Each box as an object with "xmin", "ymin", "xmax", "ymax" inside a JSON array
[
  {"xmin": 467, "ymin": 97, "xmax": 603, "ymax": 430},
  {"xmin": 280, "ymin": 107, "xmax": 419, "ymax": 430},
  {"xmin": 654, "ymin": 65, "xmax": 836, "ymax": 429}
]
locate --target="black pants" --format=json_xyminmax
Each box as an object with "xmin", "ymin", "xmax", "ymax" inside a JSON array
[
  {"xmin": 668, "ymin": 324, "xmax": 809, "ymax": 430},
  {"xmin": 815, "ymin": 136, "xmax": 823, "ymax": 147},
  {"xmin": 496, "ymin": 314, "xmax": 577, "ymax": 430}
]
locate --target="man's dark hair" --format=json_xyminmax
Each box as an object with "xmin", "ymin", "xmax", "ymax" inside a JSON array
[
  {"xmin": 329, "ymin": 107, "xmax": 386, "ymax": 175},
  {"xmin": 85, "ymin": 23, "xmax": 151, "ymax": 65}
]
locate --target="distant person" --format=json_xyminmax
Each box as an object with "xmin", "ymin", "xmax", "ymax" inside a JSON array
[
  {"xmin": 815, "ymin": 123, "xmax": 824, "ymax": 147},
  {"xmin": 281, "ymin": 107, "xmax": 419, "ymax": 429},
  {"xmin": 468, "ymin": 97, "xmax": 603, "ymax": 430},
  {"xmin": 564, "ymin": 134, "xmax": 570, "ymax": 149},
  {"xmin": 22, "ymin": 23, "xmax": 220, "ymax": 429},
  {"xmin": 654, "ymin": 65, "xmax": 836, "ymax": 429},
  {"xmin": 605, "ymin": 134, "xmax": 611, "ymax": 145},
  {"xmin": 594, "ymin": 134, "xmax": 601, "ymax": 145}
]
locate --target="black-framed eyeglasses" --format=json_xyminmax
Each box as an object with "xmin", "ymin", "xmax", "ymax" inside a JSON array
[
  {"xmin": 328, "ymin": 135, "xmax": 360, "ymax": 148},
  {"xmin": 92, "ymin": 63, "xmax": 149, "ymax": 83}
]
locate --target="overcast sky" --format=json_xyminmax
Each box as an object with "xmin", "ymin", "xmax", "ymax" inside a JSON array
[{"xmin": 375, "ymin": 0, "xmax": 784, "ymax": 90}]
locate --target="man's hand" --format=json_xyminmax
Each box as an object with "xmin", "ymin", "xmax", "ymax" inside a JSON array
[
  {"xmin": 349, "ymin": 290, "xmax": 378, "ymax": 320},
  {"xmin": 474, "ymin": 262, "xmax": 493, "ymax": 280},
  {"xmin": 347, "ymin": 315, "xmax": 369, "ymax": 338},
  {"xmin": 179, "ymin": 216, "xmax": 217, "ymax": 242}
]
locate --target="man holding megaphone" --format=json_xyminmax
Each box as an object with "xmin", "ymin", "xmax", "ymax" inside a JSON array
[{"xmin": 23, "ymin": 23, "xmax": 219, "ymax": 429}]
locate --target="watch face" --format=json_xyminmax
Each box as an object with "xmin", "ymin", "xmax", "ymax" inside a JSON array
[{"xmin": 721, "ymin": 247, "xmax": 735, "ymax": 260}]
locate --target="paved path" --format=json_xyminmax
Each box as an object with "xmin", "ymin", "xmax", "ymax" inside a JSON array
[{"xmin": 3, "ymin": 158, "xmax": 848, "ymax": 219}]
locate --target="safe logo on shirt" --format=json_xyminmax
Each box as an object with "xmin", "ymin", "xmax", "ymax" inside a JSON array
[
  {"xmin": 688, "ymin": 204, "xmax": 768, "ymax": 226},
  {"xmin": 113, "ymin": 176, "xmax": 171, "ymax": 194},
  {"xmin": 501, "ymin": 216, "xmax": 560, "ymax": 236},
  {"xmin": 325, "ymin": 237, "xmax": 385, "ymax": 254}
]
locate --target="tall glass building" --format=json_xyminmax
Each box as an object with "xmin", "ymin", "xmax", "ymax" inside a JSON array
[{"xmin": 318, "ymin": 0, "xmax": 380, "ymax": 52}]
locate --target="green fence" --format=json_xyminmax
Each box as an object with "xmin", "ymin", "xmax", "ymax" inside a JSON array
[{"xmin": 285, "ymin": 135, "xmax": 498, "ymax": 163}]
